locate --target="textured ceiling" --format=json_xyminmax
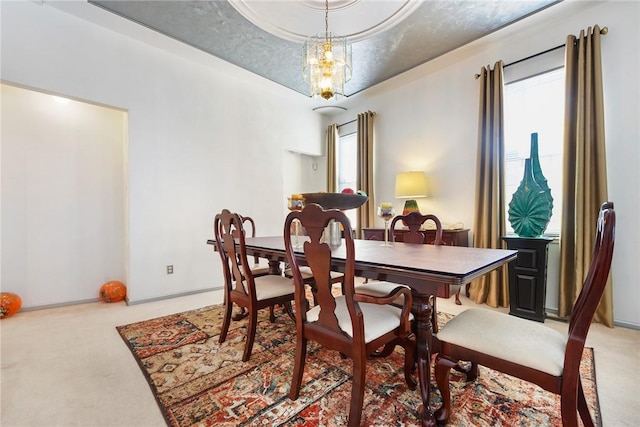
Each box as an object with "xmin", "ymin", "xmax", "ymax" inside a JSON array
[{"xmin": 89, "ymin": 0, "xmax": 559, "ymax": 100}]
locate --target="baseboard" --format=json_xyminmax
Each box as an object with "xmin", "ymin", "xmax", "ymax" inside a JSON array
[
  {"xmin": 546, "ymin": 308, "xmax": 640, "ymax": 330},
  {"xmin": 19, "ymin": 287, "xmax": 224, "ymax": 312},
  {"xmin": 611, "ymin": 319, "xmax": 640, "ymax": 330},
  {"xmin": 125, "ymin": 287, "xmax": 222, "ymax": 306},
  {"xmin": 20, "ymin": 297, "xmax": 101, "ymax": 312}
]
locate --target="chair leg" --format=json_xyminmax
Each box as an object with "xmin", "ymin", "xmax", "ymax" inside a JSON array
[
  {"xmin": 242, "ymin": 309, "xmax": 258, "ymax": 362},
  {"xmin": 348, "ymin": 352, "xmax": 367, "ymax": 427},
  {"xmin": 403, "ymin": 336, "xmax": 417, "ymax": 390},
  {"xmin": 577, "ymin": 377, "xmax": 595, "ymax": 427},
  {"xmin": 370, "ymin": 342, "xmax": 396, "ymax": 358},
  {"xmin": 455, "ymin": 288, "xmax": 462, "ymax": 305},
  {"xmin": 430, "ymin": 295, "xmax": 439, "ymax": 333},
  {"xmin": 559, "ymin": 375, "xmax": 583, "ymax": 427},
  {"xmin": 560, "ymin": 389, "xmax": 580, "ymax": 427},
  {"xmin": 453, "ymin": 360, "xmax": 479, "ymax": 380},
  {"xmin": 232, "ymin": 306, "xmax": 249, "ymax": 321},
  {"xmin": 289, "ymin": 337, "xmax": 307, "ymax": 400},
  {"xmin": 434, "ymin": 355, "xmax": 458, "ymax": 424},
  {"xmin": 219, "ymin": 300, "xmax": 233, "ymax": 344},
  {"xmin": 284, "ymin": 301, "xmax": 296, "ymax": 322},
  {"xmin": 269, "ymin": 305, "xmax": 276, "ymax": 322}
]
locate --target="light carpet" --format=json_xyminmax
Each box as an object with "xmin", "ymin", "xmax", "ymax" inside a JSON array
[{"xmin": 117, "ymin": 305, "xmax": 600, "ymax": 426}]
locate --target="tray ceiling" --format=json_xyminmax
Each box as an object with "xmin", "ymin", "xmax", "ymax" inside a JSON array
[{"xmin": 89, "ymin": 0, "xmax": 559, "ymax": 100}]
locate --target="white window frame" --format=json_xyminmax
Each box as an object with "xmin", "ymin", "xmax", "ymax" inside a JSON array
[
  {"xmin": 336, "ymin": 130, "xmax": 358, "ymax": 229},
  {"xmin": 504, "ymin": 48, "xmax": 565, "ymax": 236}
]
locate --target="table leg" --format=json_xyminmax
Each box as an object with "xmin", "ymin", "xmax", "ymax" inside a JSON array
[
  {"xmin": 412, "ymin": 291, "xmax": 437, "ymax": 427},
  {"xmin": 267, "ymin": 259, "xmax": 282, "ymax": 275}
]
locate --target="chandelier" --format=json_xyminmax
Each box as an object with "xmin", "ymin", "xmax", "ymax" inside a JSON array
[{"xmin": 302, "ymin": 0, "xmax": 352, "ymax": 100}]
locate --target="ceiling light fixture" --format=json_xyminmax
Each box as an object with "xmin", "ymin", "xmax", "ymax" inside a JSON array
[{"xmin": 302, "ymin": 0, "xmax": 352, "ymax": 100}]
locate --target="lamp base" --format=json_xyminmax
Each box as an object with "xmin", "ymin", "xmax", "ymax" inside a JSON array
[
  {"xmin": 402, "ymin": 199, "xmax": 420, "ymax": 216},
  {"xmin": 401, "ymin": 199, "xmax": 420, "ymax": 226}
]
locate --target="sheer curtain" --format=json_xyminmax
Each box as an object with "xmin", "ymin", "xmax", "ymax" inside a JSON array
[
  {"xmin": 356, "ymin": 111, "xmax": 375, "ymax": 238},
  {"xmin": 470, "ymin": 61, "xmax": 509, "ymax": 308},
  {"xmin": 326, "ymin": 124, "xmax": 338, "ymax": 193},
  {"xmin": 559, "ymin": 25, "xmax": 613, "ymax": 327}
]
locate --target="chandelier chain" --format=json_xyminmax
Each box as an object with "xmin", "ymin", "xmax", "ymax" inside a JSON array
[{"xmin": 325, "ymin": 0, "xmax": 329, "ymax": 41}]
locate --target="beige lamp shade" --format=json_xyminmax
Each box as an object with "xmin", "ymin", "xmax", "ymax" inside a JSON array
[{"xmin": 395, "ymin": 171, "xmax": 428, "ymax": 198}]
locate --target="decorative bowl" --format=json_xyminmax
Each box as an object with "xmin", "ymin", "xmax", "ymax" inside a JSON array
[{"xmin": 301, "ymin": 193, "xmax": 368, "ymax": 210}]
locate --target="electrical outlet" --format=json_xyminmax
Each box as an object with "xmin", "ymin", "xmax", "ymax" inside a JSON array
[{"xmin": 167, "ymin": 265, "xmax": 173, "ymax": 274}]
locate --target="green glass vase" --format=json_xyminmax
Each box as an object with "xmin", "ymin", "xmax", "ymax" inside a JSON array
[
  {"xmin": 508, "ymin": 134, "xmax": 553, "ymax": 237},
  {"xmin": 529, "ymin": 133, "xmax": 553, "ymax": 210}
]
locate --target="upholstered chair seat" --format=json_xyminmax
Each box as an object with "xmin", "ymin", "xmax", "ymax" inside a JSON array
[
  {"xmin": 250, "ymin": 274, "xmax": 297, "ymax": 302},
  {"xmin": 436, "ymin": 308, "xmax": 567, "ymax": 376},
  {"xmin": 306, "ymin": 295, "xmax": 414, "ymax": 344}
]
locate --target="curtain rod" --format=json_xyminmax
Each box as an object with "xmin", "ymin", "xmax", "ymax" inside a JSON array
[
  {"xmin": 474, "ymin": 26, "xmax": 608, "ymax": 79},
  {"xmin": 337, "ymin": 119, "xmax": 356, "ymax": 128}
]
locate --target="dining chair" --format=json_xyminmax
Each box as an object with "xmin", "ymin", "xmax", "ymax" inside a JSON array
[
  {"xmin": 216, "ymin": 213, "xmax": 273, "ymax": 321},
  {"xmin": 214, "ymin": 209, "xmax": 295, "ymax": 362},
  {"xmin": 433, "ymin": 202, "xmax": 615, "ymax": 426},
  {"xmin": 284, "ymin": 203, "xmax": 417, "ymax": 427},
  {"xmin": 356, "ymin": 211, "xmax": 446, "ymax": 333}
]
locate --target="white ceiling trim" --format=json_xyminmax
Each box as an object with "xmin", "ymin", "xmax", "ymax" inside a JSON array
[{"xmin": 229, "ymin": 0, "xmax": 424, "ymax": 43}]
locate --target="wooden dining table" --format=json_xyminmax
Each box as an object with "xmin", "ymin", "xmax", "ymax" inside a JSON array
[{"xmin": 207, "ymin": 236, "xmax": 516, "ymax": 426}]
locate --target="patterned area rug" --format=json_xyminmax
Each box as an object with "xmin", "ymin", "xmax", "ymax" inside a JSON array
[{"xmin": 117, "ymin": 304, "xmax": 601, "ymax": 426}]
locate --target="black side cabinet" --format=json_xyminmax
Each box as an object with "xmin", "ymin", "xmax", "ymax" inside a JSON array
[{"xmin": 502, "ymin": 236, "xmax": 553, "ymax": 322}]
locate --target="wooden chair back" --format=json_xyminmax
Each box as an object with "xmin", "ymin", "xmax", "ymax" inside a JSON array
[
  {"xmin": 284, "ymin": 203, "xmax": 357, "ymax": 342},
  {"xmin": 433, "ymin": 202, "xmax": 616, "ymax": 426},
  {"xmin": 214, "ymin": 209, "xmax": 295, "ymax": 362},
  {"xmin": 214, "ymin": 209, "xmax": 255, "ymax": 301},
  {"xmin": 391, "ymin": 211, "xmax": 447, "ymax": 323},
  {"xmin": 284, "ymin": 203, "xmax": 416, "ymax": 426},
  {"xmin": 213, "ymin": 210, "xmax": 233, "ymax": 297},
  {"xmin": 237, "ymin": 215, "xmax": 260, "ymax": 265},
  {"xmin": 390, "ymin": 212, "xmax": 443, "ymax": 244},
  {"xmin": 566, "ymin": 201, "xmax": 615, "ymax": 364}
]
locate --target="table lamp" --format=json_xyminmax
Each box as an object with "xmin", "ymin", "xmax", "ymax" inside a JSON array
[{"xmin": 395, "ymin": 171, "xmax": 428, "ymax": 216}]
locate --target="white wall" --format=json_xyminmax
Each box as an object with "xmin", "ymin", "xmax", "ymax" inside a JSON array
[
  {"xmin": 1, "ymin": 84, "xmax": 127, "ymax": 306},
  {"xmin": 327, "ymin": 0, "xmax": 640, "ymax": 327},
  {"xmin": 2, "ymin": 1, "xmax": 638, "ymax": 327},
  {"xmin": 1, "ymin": 1, "xmax": 324, "ymax": 305}
]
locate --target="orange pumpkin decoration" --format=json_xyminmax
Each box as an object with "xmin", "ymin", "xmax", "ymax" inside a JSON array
[
  {"xmin": 0, "ymin": 292, "xmax": 22, "ymax": 319},
  {"xmin": 99, "ymin": 281, "xmax": 127, "ymax": 303}
]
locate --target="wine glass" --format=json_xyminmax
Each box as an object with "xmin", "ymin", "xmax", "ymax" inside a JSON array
[
  {"xmin": 287, "ymin": 195, "xmax": 304, "ymax": 248},
  {"xmin": 377, "ymin": 203, "xmax": 395, "ymax": 246}
]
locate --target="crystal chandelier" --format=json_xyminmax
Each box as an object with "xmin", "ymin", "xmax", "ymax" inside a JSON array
[{"xmin": 302, "ymin": 0, "xmax": 352, "ymax": 100}]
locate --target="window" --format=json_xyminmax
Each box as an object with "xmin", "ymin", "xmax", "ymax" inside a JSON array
[
  {"xmin": 336, "ymin": 131, "xmax": 358, "ymax": 228},
  {"xmin": 504, "ymin": 67, "xmax": 565, "ymax": 235}
]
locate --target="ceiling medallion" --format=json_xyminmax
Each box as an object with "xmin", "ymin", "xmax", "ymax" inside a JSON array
[{"xmin": 302, "ymin": 0, "xmax": 352, "ymax": 100}]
